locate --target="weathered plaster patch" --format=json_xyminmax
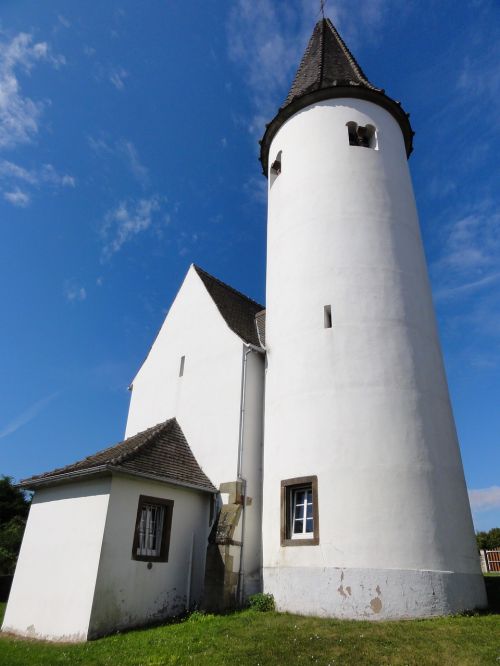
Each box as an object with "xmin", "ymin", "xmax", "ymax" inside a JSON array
[{"xmin": 263, "ymin": 566, "xmax": 487, "ymax": 620}]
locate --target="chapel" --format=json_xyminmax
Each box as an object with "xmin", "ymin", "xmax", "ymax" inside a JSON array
[{"xmin": 2, "ymin": 17, "xmax": 486, "ymax": 641}]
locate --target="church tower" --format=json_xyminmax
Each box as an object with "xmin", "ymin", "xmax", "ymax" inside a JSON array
[{"xmin": 260, "ymin": 18, "xmax": 486, "ymax": 618}]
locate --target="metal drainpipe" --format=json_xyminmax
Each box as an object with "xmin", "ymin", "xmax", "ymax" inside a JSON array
[
  {"xmin": 236, "ymin": 344, "xmax": 252, "ymax": 606},
  {"xmin": 236, "ymin": 342, "xmax": 266, "ymax": 606}
]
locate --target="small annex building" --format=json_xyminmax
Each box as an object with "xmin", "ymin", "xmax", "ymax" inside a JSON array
[
  {"xmin": 3, "ymin": 17, "xmax": 486, "ymax": 641},
  {"xmin": 2, "ymin": 419, "xmax": 216, "ymax": 641},
  {"xmin": 3, "ymin": 265, "xmax": 266, "ymax": 641}
]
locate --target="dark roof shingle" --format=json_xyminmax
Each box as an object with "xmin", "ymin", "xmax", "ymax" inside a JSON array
[
  {"xmin": 194, "ymin": 265, "xmax": 264, "ymax": 347},
  {"xmin": 260, "ymin": 17, "xmax": 414, "ymax": 174},
  {"xmin": 20, "ymin": 418, "xmax": 215, "ymax": 493},
  {"xmin": 285, "ymin": 18, "xmax": 381, "ymax": 106},
  {"xmin": 255, "ymin": 309, "xmax": 266, "ymax": 347}
]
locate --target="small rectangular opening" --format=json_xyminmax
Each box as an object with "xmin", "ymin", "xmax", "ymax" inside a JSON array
[
  {"xmin": 324, "ymin": 305, "xmax": 332, "ymax": 329},
  {"xmin": 179, "ymin": 355, "xmax": 185, "ymax": 377}
]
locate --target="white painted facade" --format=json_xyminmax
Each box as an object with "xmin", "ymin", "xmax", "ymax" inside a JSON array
[
  {"xmin": 3, "ymin": 473, "xmax": 211, "ymax": 641},
  {"xmin": 88, "ymin": 474, "xmax": 210, "ymax": 638},
  {"xmin": 262, "ymin": 98, "xmax": 486, "ymax": 618},
  {"xmin": 2, "ymin": 478, "xmax": 111, "ymax": 641},
  {"xmin": 126, "ymin": 265, "xmax": 265, "ymax": 596}
]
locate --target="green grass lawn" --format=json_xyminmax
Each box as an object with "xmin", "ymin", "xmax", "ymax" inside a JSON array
[{"xmin": 1, "ymin": 582, "xmax": 500, "ymax": 666}]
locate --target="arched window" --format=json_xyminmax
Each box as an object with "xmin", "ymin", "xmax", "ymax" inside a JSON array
[
  {"xmin": 346, "ymin": 122, "xmax": 377, "ymax": 149},
  {"xmin": 270, "ymin": 150, "xmax": 282, "ymax": 186}
]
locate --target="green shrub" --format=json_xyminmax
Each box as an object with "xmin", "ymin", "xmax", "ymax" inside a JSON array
[
  {"xmin": 187, "ymin": 610, "xmax": 216, "ymax": 622},
  {"xmin": 248, "ymin": 593, "xmax": 275, "ymax": 612}
]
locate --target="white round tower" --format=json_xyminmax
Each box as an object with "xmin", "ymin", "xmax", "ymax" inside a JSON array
[{"xmin": 260, "ymin": 18, "xmax": 486, "ymax": 619}]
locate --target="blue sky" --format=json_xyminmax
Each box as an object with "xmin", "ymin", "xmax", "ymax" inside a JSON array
[{"xmin": 0, "ymin": 0, "xmax": 498, "ymax": 531}]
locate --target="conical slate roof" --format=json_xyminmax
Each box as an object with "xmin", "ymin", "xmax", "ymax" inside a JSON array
[
  {"xmin": 260, "ymin": 18, "xmax": 413, "ymax": 173},
  {"xmin": 285, "ymin": 18, "xmax": 381, "ymax": 106}
]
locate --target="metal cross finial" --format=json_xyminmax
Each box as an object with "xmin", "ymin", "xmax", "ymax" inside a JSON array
[{"xmin": 320, "ymin": 0, "xmax": 326, "ymax": 18}]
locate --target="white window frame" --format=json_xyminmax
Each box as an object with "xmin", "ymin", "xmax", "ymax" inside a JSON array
[
  {"xmin": 137, "ymin": 502, "xmax": 165, "ymax": 556},
  {"xmin": 290, "ymin": 485, "xmax": 315, "ymax": 539}
]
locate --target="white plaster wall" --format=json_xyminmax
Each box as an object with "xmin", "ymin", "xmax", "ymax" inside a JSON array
[
  {"xmin": 2, "ymin": 478, "xmax": 110, "ymax": 641},
  {"xmin": 125, "ymin": 266, "xmax": 265, "ymax": 595},
  {"xmin": 240, "ymin": 350, "xmax": 265, "ymax": 596},
  {"xmin": 88, "ymin": 473, "xmax": 210, "ymax": 637},
  {"xmin": 125, "ymin": 266, "xmax": 243, "ymax": 489},
  {"xmin": 262, "ymin": 98, "xmax": 485, "ymax": 616}
]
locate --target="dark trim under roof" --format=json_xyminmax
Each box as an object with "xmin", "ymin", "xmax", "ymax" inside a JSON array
[
  {"xmin": 260, "ymin": 18, "xmax": 414, "ymax": 174},
  {"xmin": 20, "ymin": 418, "xmax": 216, "ymax": 493},
  {"xmin": 194, "ymin": 265, "xmax": 264, "ymax": 348}
]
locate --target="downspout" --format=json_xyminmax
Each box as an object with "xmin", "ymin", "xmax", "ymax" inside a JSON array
[
  {"xmin": 186, "ymin": 532, "xmax": 194, "ymax": 612},
  {"xmin": 236, "ymin": 342, "xmax": 265, "ymax": 606}
]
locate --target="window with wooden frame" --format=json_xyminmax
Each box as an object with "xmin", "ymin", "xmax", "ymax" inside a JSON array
[
  {"xmin": 281, "ymin": 476, "xmax": 319, "ymax": 546},
  {"xmin": 132, "ymin": 495, "xmax": 174, "ymax": 562}
]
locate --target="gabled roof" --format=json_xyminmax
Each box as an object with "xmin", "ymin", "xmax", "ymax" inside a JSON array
[
  {"xmin": 194, "ymin": 265, "xmax": 264, "ymax": 348},
  {"xmin": 260, "ymin": 18, "xmax": 414, "ymax": 174},
  {"xmin": 20, "ymin": 418, "xmax": 216, "ymax": 493}
]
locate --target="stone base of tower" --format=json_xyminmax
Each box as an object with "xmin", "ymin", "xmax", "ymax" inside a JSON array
[{"xmin": 263, "ymin": 567, "xmax": 487, "ymax": 620}]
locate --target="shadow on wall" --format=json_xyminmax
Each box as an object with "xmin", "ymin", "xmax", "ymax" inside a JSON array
[{"xmin": 484, "ymin": 575, "xmax": 500, "ymax": 613}]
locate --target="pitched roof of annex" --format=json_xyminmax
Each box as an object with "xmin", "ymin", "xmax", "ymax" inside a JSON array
[
  {"xmin": 20, "ymin": 418, "xmax": 216, "ymax": 493},
  {"xmin": 259, "ymin": 17, "xmax": 414, "ymax": 174},
  {"xmin": 194, "ymin": 265, "xmax": 264, "ymax": 348}
]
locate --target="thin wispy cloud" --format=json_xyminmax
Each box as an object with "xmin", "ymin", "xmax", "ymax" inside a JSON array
[
  {"xmin": 64, "ymin": 281, "xmax": 87, "ymax": 302},
  {"xmin": 0, "ymin": 158, "xmax": 75, "ymax": 205},
  {"xmin": 0, "ymin": 392, "xmax": 59, "ymax": 440},
  {"xmin": 469, "ymin": 486, "xmax": 500, "ymax": 513},
  {"xmin": 432, "ymin": 207, "xmax": 500, "ymax": 302},
  {"xmin": 118, "ymin": 140, "xmax": 149, "ymax": 187},
  {"xmin": 3, "ymin": 188, "xmax": 30, "ymax": 207},
  {"xmin": 101, "ymin": 195, "xmax": 164, "ymax": 260},
  {"xmin": 56, "ymin": 15, "xmax": 71, "ymax": 30},
  {"xmin": 0, "ymin": 32, "xmax": 64, "ymax": 150},
  {"xmin": 88, "ymin": 136, "xmax": 149, "ymax": 187},
  {"xmin": 87, "ymin": 135, "xmax": 112, "ymax": 155},
  {"xmin": 109, "ymin": 67, "xmax": 128, "ymax": 90},
  {"xmin": 435, "ymin": 273, "xmax": 500, "ymax": 303}
]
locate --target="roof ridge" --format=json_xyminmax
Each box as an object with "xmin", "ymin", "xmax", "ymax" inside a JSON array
[
  {"xmin": 110, "ymin": 419, "xmax": 174, "ymax": 466},
  {"xmin": 193, "ymin": 264, "xmax": 264, "ymax": 310},
  {"xmin": 324, "ymin": 18, "xmax": 379, "ymax": 91},
  {"xmin": 319, "ymin": 18, "xmax": 326, "ymax": 89}
]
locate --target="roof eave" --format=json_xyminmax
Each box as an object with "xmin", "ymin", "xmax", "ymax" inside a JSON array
[
  {"xmin": 110, "ymin": 467, "xmax": 217, "ymax": 494},
  {"xmin": 19, "ymin": 463, "xmax": 217, "ymax": 495},
  {"xmin": 259, "ymin": 86, "xmax": 414, "ymax": 176},
  {"xmin": 18, "ymin": 465, "xmax": 110, "ymax": 490}
]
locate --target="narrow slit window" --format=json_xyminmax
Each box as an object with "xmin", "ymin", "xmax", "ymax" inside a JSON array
[
  {"xmin": 324, "ymin": 305, "xmax": 332, "ymax": 329},
  {"xmin": 179, "ymin": 355, "xmax": 185, "ymax": 377}
]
